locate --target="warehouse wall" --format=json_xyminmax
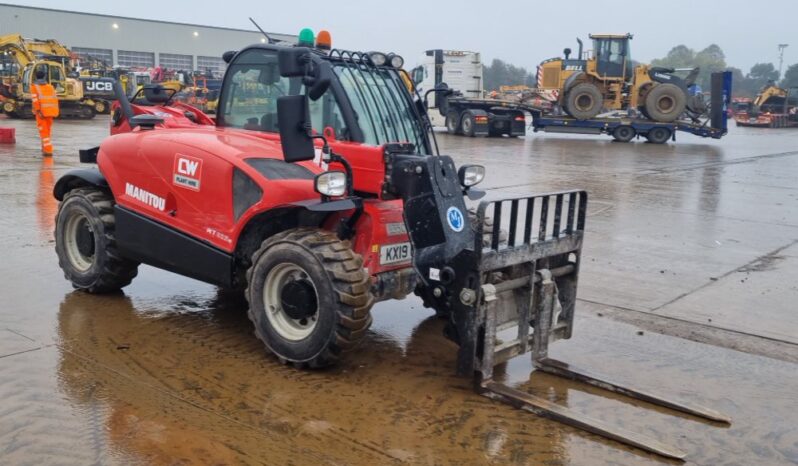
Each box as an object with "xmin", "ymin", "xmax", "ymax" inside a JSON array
[{"xmin": 0, "ymin": 3, "xmax": 295, "ymax": 70}]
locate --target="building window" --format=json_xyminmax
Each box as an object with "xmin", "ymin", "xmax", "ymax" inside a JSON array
[
  {"xmin": 159, "ymin": 53, "xmax": 193, "ymax": 71},
  {"xmin": 197, "ymin": 56, "xmax": 226, "ymax": 78},
  {"xmin": 72, "ymin": 47, "xmax": 113, "ymax": 68},
  {"xmin": 118, "ymin": 50, "xmax": 155, "ymax": 68}
]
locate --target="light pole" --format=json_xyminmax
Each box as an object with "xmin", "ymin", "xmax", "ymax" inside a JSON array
[{"xmin": 778, "ymin": 44, "xmax": 789, "ymax": 79}]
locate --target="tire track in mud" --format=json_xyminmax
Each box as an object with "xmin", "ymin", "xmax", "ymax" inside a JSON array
[{"xmin": 58, "ymin": 305, "xmax": 403, "ymax": 465}]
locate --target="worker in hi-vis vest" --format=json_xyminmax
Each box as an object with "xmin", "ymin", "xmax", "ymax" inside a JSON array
[{"xmin": 31, "ymin": 69, "xmax": 59, "ymax": 156}]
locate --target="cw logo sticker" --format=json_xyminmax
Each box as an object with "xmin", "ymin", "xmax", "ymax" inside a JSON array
[{"xmin": 173, "ymin": 154, "xmax": 203, "ymax": 191}]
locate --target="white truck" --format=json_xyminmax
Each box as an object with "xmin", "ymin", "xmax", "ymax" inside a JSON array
[{"xmin": 411, "ymin": 49, "xmax": 527, "ymax": 137}]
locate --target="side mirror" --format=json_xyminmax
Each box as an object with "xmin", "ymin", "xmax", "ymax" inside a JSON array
[
  {"xmin": 277, "ymin": 95, "xmax": 315, "ymax": 163},
  {"xmin": 222, "ymin": 51, "xmax": 237, "ymax": 64}
]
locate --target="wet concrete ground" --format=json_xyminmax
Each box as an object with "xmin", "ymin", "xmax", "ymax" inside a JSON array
[{"xmin": 0, "ymin": 116, "xmax": 796, "ymax": 465}]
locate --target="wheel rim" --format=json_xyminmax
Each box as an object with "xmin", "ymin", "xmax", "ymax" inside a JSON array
[
  {"xmin": 447, "ymin": 115, "xmax": 456, "ymax": 131},
  {"xmin": 617, "ymin": 127, "xmax": 633, "ymax": 140},
  {"xmin": 64, "ymin": 213, "xmax": 96, "ymax": 272},
  {"xmin": 263, "ymin": 263, "xmax": 319, "ymax": 341},
  {"xmin": 96, "ymin": 102, "xmax": 106, "ymax": 113},
  {"xmin": 575, "ymin": 93, "xmax": 594, "ymax": 111},
  {"xmin": 462, "ymin": 117, "xmax": 472, "ymax": 133},
  {"xmin": 657, "ymin": 95, "xmax": 675, "ymax": 113}
]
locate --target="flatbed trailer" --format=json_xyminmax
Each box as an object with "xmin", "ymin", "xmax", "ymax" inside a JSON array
[
  {"xmin": 530, "ymin": 71, "xmax": 732, "ymax": 144},
  {"xmin": 530, "ymin": 113, "xmax": 727, "ymax": 144},
  {"xmin": 438, "ymin": 71, "xmax": 732, "ymax": 144}
]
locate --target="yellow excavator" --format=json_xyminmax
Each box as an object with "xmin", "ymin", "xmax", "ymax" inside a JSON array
[
  {"xmin": 0, "ymin": 34, "xmax": 102, "ymax": 118},
  {"xmin": 537, "ymin": 33, "xmax": 703, "ymax": 122}
]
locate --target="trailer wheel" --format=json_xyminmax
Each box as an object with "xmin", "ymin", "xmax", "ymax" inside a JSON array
[
  {"xmin": 643, "ymin": 83, "xmax": 686, "ymax": 123},
  {"xmin": 646, "ymin": 127, "xmax": 671, "ymax": 144},
  {"xmin": 55, "ymin": 187, "xmax": 139, "ymax": 293},
  {"xmin": 445, "ymin": 111, "xmax": 461, "ymax": 134},
  {"xmin": 461, "ymin": 112, "xmax": 476, "ymax": 137},
  {"xmin": 564, "ymin": 83, "xmax": 604, "ymax": 120},
  {"xmin": 246, "ymin": 228, "xmax": 373, "ymax": 368},
  {"xmin": 612, "ymin": 125, "xmax": 636, "ymax": 142}
]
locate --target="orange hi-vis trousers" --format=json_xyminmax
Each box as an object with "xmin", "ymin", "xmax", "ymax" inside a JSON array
[{"xmin": 35, "ymin": 114, "xmax": 53, "ymax": 155}]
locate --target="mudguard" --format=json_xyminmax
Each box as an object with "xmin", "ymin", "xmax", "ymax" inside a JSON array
[{"xmin": 53, "ymin": 168, "xmax": 108, "ymax": 201}]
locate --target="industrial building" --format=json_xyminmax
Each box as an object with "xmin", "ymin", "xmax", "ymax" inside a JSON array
[{"xmin": 0, "ymin": 3, "xmax": 295, "ymax": 75}]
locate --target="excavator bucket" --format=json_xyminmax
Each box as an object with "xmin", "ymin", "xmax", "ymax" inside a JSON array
[
  {"xmin": 461, "ymin": 192, "xmax": 730, "ymax": 461},
  {"xmin": 384, "ymin": 152, "xmax": 730, "ymax": 461}
]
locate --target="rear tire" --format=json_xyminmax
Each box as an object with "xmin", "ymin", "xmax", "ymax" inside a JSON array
[
  {"xmin": 643, "ymin": 83, "xmax": 686, "ymax": 123},
  {"xmin": 564, "ymin": 82, "xmax": 604, "ymax": 120},
  {"xmin": 245, "ymin": 228, "xmax": 373, "ymax": 368},
  {"xmin": 445, "ymin": 111, "xmax": 461, "ymax": 134},
  {"xmin": 55, "ymin": 188, "xmax": 139, "ymax": 293},
  {"xmin": 461, "ymin": 112, "xmax": 476, "ymax": 137},
  {"xmin": 612, "ymin": 125, "xmax": 636, "ymax": 142},
  {"xmin": 646, "ymin": 127, "xmax": 672, "ymax": 144}
]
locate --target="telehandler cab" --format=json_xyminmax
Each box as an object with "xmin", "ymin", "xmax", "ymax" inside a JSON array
[{"xmin": 53, "ymin": 29, "xmax": 728, "ymax": 460}]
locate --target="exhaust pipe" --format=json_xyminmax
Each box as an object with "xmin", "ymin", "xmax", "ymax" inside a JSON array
[
  {"xmin": 114, "ymin": 79, "xmax": 134, "ymax": 122},
  {"xmin": 576, "ymin": 38, "xmax": 583, "ymax": 59}
]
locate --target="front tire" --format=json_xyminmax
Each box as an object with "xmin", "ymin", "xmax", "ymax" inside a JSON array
[
  {"xmin": 643, "ymin": 83, "xmax": 686, "ymax": 123},
  {"xmin": 564, "ymin": 82, "xmax": 604, "ymax": 120},
  {"xmin": 55, "ymin": 188, "xmax": 139, "ymax": 293},
  {"xmin": 246, "ymin": 228, "xmax": 373, "ymax": 368}
]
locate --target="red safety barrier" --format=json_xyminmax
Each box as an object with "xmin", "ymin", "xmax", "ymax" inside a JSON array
[{"xmin": 0, "ymin": 127, "xmax": 15, "ymax": 144}]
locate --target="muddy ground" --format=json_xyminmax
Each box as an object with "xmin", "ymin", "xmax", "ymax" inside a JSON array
[{"xmin": 0, "ymin": 116, "xmax": 796, "ymax": 465}]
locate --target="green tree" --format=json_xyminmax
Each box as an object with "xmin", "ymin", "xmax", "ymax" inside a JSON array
[
  {"xmin": 651, "ymin": 45, "xmax": 695, "ymax": 68},
  {"xmin": 782, "ymin": 64, "xmax": 798, "ymax": 88},
  {"xmin": 749, "ymin": 63, "xmax": 779, "ymax": 83},
  {"xmin": 483, "ymin": 58, "xmax": 536, "ymax": 91}
]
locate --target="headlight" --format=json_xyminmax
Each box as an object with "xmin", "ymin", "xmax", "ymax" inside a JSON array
[
  {"xmin": 458, "ymin": 165, "xmax": 485, "ymax": 187},
  {"xmin": 315, "ymin": 171, "xmax": 347, "ymax": 197},
  {"xmin": 388, "ymin": 53, "xmax": 404, "ymax": 68},
  {"xmin": 368, "ymin": 52, "xmax": 387, "ymax": 66}
]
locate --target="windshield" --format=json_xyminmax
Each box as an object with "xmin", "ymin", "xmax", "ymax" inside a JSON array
[
  {"xmin": 332, "ymin": 60, "xmax": 428, "ymax": 153},
  {"xmin": 219, "ymin": 48, "xmax": 430, "ymax": 154}
]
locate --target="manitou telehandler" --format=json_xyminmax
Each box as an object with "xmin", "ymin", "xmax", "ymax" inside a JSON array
[{"xmin": 53, "ymin": 29, "xmax": 729, "ymax": 460}]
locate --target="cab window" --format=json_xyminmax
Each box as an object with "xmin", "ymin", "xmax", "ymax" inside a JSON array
[{"xmin": 219, "ymin": 48, "xmax": 348, "ymax": 139}]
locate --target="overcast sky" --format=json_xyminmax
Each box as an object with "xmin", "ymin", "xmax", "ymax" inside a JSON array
[{"xmin": 6, "ymin": 0, "xmax": 796, "ymax": 73}]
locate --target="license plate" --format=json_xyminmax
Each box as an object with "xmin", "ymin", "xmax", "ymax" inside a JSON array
[{"xmin": 380, "ymin": 242, "xmax": 411, "ymax": 265}]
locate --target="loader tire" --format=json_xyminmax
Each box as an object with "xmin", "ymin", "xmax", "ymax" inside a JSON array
[
  {"xmin": 246, "ymin": 228, "xmax": 373, "ymax": 368},
  {"xmin": 564, "ymin": 83, "xmax": 603, "ymax": 120},
  {"xmin": 55, "ymin": 187, "xmax": 139, "ymax": 293},
  {"xmin": 643, "ymin": 83, "xmax": 686, "ymax": 123},
  {"xmin": 415, "ymin": 210, "xmax": 507, "ymax": 318}
]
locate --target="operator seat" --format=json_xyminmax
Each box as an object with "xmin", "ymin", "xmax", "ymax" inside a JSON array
[{"xmin": 260, "ymin": 113, "xmax": 278, "ymax": 132}]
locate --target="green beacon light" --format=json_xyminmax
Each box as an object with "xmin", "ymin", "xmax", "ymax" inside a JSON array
[{"xmin": 298, "ymin": 28, "xmax": 315, "ymax": 47}]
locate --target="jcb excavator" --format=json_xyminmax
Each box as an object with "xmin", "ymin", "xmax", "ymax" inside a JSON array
[
  {"xmin": 537, "ymin": 33, "xmax": 703, "ymax": 122},
  {"xmin": 0, "ymin": 34, "xmax": 106, "ymax": 118}
]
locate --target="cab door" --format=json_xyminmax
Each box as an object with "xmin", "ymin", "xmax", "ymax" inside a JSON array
[{"xmin": 595, "ymin": 39, "xmax": 627, "ymax": 79}]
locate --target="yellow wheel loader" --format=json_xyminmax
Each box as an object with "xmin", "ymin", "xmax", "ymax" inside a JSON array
[{"xmin": 537, "ymin": 33, "xmax": 702, "ymax": 122}]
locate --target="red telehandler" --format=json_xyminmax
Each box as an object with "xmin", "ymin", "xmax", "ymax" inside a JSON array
[{"xmin": 52, "ymin": 30, "xmax": 729, "ymax": 460}]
